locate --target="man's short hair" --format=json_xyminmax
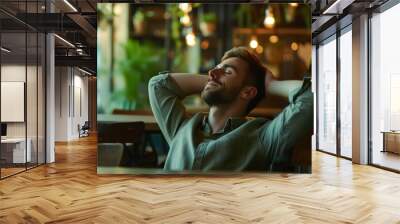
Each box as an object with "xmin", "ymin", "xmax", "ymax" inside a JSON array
[{"xmin": 221, "ymin": 47, "xmax": 269, "ymax": 114}]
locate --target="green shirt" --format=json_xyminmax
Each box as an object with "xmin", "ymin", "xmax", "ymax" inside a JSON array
[{"xmin": 148, "ymin": 73, "xmax": 313, "ymax": 172}]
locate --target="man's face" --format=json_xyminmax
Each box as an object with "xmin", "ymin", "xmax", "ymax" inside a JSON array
[{"xmin": 201, "ymin": 57, "xmax": 249, "ymax": 106}]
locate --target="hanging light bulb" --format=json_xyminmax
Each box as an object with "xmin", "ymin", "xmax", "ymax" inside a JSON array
[
  {"xmin": 264, "ymin": 7, "xmax": 275, "ymax": 29},
  {"xmin": 269, "ymin": 35, "xmax": 279, "ymax": 44},
  {"xmin": 179, "ymin": 3, "xmax": 192, "ymax": 13},
  {"xmin": 291, "ymin": 42, "xmax": 299, "ymax": 51},
  {"xmin": 256, "ymin": 45, "xmax": 263, "ymax": 54},
  {"xmin": 180, "ymin": 13, "xmax": 191, "ymax": 26},
  {"xmin": 289, "ymin": 3, "xmax": 299, "ymax": 7},
  {"xmin": 249, "ymin": 36, "xmax": 258, "ymax": 49},
  {"xmin": 201, "ymin": 40, "xmax": 210, "ymax": 49},
  {"xmin": 186, "ymin": 32, "xmax": 196, "ymax": 47}
]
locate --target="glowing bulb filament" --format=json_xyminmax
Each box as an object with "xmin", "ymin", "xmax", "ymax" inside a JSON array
[{"xmin": 186, "ymin": 32, "xmax": 196, "ymax": 46}]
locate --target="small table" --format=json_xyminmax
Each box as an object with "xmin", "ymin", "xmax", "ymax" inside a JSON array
[{"xmin": 381, "ymin": 131, "xmax": 400, "ymax": 154}]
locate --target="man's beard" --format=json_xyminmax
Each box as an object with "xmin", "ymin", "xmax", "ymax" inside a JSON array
[{"xmin": 201, "ymin": 83, "xmax": 239, "ymax": 106}]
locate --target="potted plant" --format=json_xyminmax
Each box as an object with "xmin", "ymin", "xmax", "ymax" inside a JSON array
[{"xmin": 199, "ymin": 12, "xmax": 217, "ymax": 37}]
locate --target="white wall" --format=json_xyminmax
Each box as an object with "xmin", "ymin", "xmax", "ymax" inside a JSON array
[
  {"xmin": 55, "ymin": 67, "xmax": 69, "ymax": 141},
  {"xmin": 55, "ymin": 67, "xmax": 89, "ymax": 141},
  {"xmin": 1, "ymin": 65, "xmax": 32, "ymax": 137}
]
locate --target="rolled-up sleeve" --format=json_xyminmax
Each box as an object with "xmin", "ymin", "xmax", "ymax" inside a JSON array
[
  {"xmin": 260, "ymin": 77, "xmax": 313, "ymax": 166},
  {"xmin": 148, "ymin": 72, "xmax": 187, "ymax": 144}
]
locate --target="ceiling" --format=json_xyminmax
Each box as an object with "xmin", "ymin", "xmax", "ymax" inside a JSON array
[
  {"xmin": 1, "ymin": 0, "xmax": 393, "ymax": 75},
  {"xmin": 308, "ymin": 0, "xmax": 389, "ymax": 38},
  {"xmin": 0, "ymin": 0, "xmax": 97, "ymax": 74}
]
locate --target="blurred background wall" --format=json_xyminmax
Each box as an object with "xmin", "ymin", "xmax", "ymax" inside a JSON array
[{"xmin": 97, "ymin": 3, "xmax": 311, "ymax": 117}]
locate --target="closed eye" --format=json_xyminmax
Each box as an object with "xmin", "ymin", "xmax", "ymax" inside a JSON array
[
  {"xmin": 224, "ymin": 68, "xmax": 233, "ymax": 74},
  {"xmin": 215, "ymin": 63, "xmax": 237, "ymax": 75}
]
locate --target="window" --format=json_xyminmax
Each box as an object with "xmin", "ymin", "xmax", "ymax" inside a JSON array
[
  {"xmin": 339, "ymin": 28, "xmax": 352, "ymax": 158},
  {"xmin": 0, "ymin": 1, "xmax": 47, "ymax": 179},
  {"xmin": 317, "ymin": 36, "xmax": 337, "ymax": 154},
  {"xmin": 371, "ymin": 2, "xmax": 400, "ymax": 171}
]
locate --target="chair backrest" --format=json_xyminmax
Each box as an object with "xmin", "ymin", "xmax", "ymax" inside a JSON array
[
  {"xmin": 98, "ymin": 143, "xmax": 124, "ymax": 166},
  {"xmin": 97, "ymin": 122, "xmax": 146, "ymax": 167},
  {"xmin": 97, "ymin": 122, "xmax": 145, "ymax": 144},
  {"xmin": 82, "ymin": 121, "xmax": 90, "ymax": 129}
]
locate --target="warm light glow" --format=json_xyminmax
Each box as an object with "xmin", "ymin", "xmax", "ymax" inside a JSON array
[
  {"xmin": 186, "ymin": 32, "xmax": 196, "ymax": 47},
  {"xmin": 249, "ymin": 38, "xmax": 258, "ymax": 49},
  {"xmin": 76, "ymin": 48, "xmax": 82, "ymax": 54},
  {"xmin": 264, "ymin": 8, "xmax": 275, "ymax": 29},
  {"xmin": 54, "ymin": 34, "xmax": 75, "ymax": 48},
  {"xmin": 291, "ymin": 42, "xmax": 299, "ymax": 51},
  {"xmin": 180, "ymin": 14, "xmax": 191, "ymax": 26},
  {"xmin": 63, "ymin": 0, "xmax": 78, "ymax": 12},
  {"xmin": 179, "ymin": 3, "xmax": 192, "ymax": 13},
  {"xmin": 1, "ymin": 47, "xmax": 11, "ymax": 53},
  {"xmin": 269, "ymin": 35, "xmax": 279, "ymax": 44},
  {"xmin": 256, "ymin": 45, "xmax": 263, "ymax": 54},
  {"xmin": 78, "ymin": 67, "xmax": 92, "ymax": 76},
  {"xmin": 201, "ymin": 40, "xmax": 209, "ymax": 49},
  {"xmin": 264, "ymin": 16, "xmax": 275, "ymax": 28},
  {"xmin": 290, "ymin": 3, "xmax": 299, "ymax": 7}
]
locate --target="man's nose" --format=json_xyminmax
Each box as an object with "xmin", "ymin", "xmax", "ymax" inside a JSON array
[{"xmin": 208, "ymin": 67, "xmax": 223, "ymax": 80}]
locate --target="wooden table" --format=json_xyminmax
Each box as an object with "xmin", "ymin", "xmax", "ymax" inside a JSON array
[
  {"xmin": 98, "ymin": 114, "xmax": 159, "ymax": 132},
  {"xmin": 99, "ymin": 107, "xmax": 283, "ymax": 132}
]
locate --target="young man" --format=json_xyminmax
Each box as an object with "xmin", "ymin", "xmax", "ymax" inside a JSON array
[{"xmin": 148, "ymin": 47, "xmax": 313, "ymax": 172}]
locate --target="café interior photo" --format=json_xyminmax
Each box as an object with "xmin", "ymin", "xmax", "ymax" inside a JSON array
[{"xmin": 0, "ymin": 0, "xmax": 399, "ymax": 223}]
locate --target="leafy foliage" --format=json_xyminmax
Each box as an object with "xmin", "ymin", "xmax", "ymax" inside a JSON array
[
  {"xmin": 116, "ymin": 40, "xmax": 166, "ymax": 109},
  {"xmin": 200, "ymin": 12, "xmax": 217, "ymax": 23}
]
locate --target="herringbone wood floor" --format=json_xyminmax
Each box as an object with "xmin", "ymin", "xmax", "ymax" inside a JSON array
[{"xmin": 1, "ymin": 135, "xmax": 400, "ymax": 224}]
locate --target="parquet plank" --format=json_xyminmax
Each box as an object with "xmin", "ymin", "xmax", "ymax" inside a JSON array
[{"xmin": 0, "ymin": 135, "xmax": 399, "ymax": 223}]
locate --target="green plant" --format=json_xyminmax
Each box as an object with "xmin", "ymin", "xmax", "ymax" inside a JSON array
[
  {"xmin": 133, "ymin": 10, "xmax": 145, "ymax": 22},
  {"xmin": 166, "ymin": 4, "xmax": 185, "ymax": 71},
  {"xmin": 235, "ymin": 5, "xmax": 252, "ymax": 28},
  {"xmin": 116, "ymin": 40, "xmax": 166, "ymax": 110},
  {"xmin": 133, "ymin": 9, "xmax": 155, "ymax": 22},
  {"xmin": 200, "ymin": 12, "xmax": 217, "ymax": 23},
  {"xmin": 165, "ymin": 3, "xmax": 202, "ymax": 72}
]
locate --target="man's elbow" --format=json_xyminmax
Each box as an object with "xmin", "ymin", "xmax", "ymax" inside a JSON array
[{"xmin": 148, "ymin": 73, "xmax": 164, "ymax": 88}]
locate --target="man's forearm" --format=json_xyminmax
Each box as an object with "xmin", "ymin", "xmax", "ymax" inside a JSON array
[{"xmin": 169, "ymin": 73, "xmax": 208, "ymax": 96}]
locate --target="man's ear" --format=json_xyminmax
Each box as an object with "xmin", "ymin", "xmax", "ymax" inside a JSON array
[{"xmin": 240, "ymin": 86, "xmax": 258, "ymax": 100}]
